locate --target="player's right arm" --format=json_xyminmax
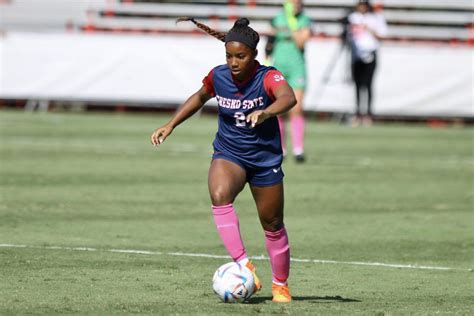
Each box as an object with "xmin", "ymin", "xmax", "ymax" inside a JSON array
[{"xmin": 150, "ymin": 85, "xmax": 211, "ymax": 146}]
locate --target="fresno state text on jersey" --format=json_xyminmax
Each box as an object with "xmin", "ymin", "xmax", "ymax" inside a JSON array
[{"xmin": 202, "ymin": 62, "xmax": 288, "ymax": 169}]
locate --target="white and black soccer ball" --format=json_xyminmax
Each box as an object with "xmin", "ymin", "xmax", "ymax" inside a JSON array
[{"xmin": 212, "ymin": 262, "xmax": 255, "ymax": 303}]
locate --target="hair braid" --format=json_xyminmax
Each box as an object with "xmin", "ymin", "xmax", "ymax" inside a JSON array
[{"xmin": 176, "ymin": 17, "xmax": 226, "ymax": 42}]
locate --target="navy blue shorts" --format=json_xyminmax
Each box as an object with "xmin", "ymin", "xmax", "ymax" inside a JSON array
[{"xmin": 212, "ymin": 152, "xmax": 284, "ymax": 187}]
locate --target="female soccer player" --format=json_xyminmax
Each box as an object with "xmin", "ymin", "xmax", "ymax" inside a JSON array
[
  {"xmin": 151, "ymin": 17, "xmax": 296, "ymax": 303},
  {"xmin": 266, "ymin": 0, "xmax": 312, "ymax": 162}
]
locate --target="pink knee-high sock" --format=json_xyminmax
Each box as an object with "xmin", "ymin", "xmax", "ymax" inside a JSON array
[
  {"xmin": 277, "ymin": 116, "xmax": 286, "ymax": 155},
  {"xmin": 212, "ymin": 204, "xmax": 247, "ymax": 262},
  {"xmin": 290, "ymin": 115, "xmax": 305, "ymax": 155},
  {"xmin": 264, "ymin": 227, "xmax": 290, "ymax": 285}
]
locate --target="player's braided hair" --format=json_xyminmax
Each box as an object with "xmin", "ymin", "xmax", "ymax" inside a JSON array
[
  {"xmin": 176, "ymin": 17, "xmax": 226, "ymax": 42},
  {"xmin": 177, "ymin": 17, "xmax": 260, "ymax": 49}
]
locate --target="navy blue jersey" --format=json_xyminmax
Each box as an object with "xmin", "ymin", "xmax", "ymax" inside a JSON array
[{"xmin": 203, "ymin": 62, "xmax": 287, "ymax": 169}]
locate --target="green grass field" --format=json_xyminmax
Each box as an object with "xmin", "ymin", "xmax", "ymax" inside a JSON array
[{"xmin": 0, "ymin": 109, "xmax": 473, "ymax": 315}]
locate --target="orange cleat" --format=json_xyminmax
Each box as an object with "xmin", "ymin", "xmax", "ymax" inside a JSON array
[
  {"xmin": 272, "ymin": 283, "xmax": 292, "ymax": 303},
  {"xmin": 245, "ymin": 261, "xmax": 262, "ymax": 294}
]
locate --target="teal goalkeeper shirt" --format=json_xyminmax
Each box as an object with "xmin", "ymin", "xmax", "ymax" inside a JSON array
[{"xmin": 271, "ymin": 11, "xmax": 312, "ymax": 65}]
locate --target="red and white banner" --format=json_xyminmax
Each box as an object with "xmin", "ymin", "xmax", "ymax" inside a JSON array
[{"xmin": 0, "ymin": 32, "xmax": 472, "ymax": 117}]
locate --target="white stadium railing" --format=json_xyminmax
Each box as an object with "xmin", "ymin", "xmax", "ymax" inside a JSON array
[{"xmin": 1, "ymin": 0, "xmax": 472, "ymax": 41}]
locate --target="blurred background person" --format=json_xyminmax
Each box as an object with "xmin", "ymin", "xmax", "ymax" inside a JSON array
[
  {"xmin": 265, "ymin": 0, "xmax": 312, "ymax": 163},
  {"xmin": 348, "ymin": 0, "xmax": 387, "ymax": 126}
]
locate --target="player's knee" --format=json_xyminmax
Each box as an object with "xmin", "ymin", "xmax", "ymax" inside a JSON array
[
  {"xmin": 261, "ymin": 217, "xmax": 284, "ymax": 232},
  {"xmin": 209, "ymin": 187, "xmax": 234, "ymax": 206}
]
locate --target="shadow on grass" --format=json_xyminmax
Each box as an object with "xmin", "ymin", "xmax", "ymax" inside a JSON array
[{"xmin": 248, "ymin": 295, "xmax": 361, "ymax": 304}]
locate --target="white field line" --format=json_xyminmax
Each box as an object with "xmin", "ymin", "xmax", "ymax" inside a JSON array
[{"xmin": 0, "ymin": 243, "xmax": 471, "ymax": 272}]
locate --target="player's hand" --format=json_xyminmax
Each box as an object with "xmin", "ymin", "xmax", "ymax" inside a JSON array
[
  {"xmin": 246, "ymin": 110, "xmax": 270, "ymax": 128},
  {"xmin": 151, "ymin": 123, "xmax": 173, "ymax": 146}
]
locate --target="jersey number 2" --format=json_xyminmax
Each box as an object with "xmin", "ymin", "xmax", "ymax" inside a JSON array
[{"xmin": 234, "ymin": 112, "xmax": 246, "ymax": 127}]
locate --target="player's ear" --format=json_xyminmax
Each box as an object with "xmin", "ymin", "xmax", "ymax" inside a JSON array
[{"xmin": 254, "ymin": 49, "xmax": 258, "ymax": 59}]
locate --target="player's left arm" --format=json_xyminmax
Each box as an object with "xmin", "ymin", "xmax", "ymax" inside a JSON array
[
  {"xmin": 292, "ymin": 27, "xmax": 311, "ymax": 50},
  {"xmin": 291, "ymin": 15, "xmax": 312, "ymax": 49},
  {"xmin": 246, "ymin": 78, "xmax": 296, "ymax": 128}
]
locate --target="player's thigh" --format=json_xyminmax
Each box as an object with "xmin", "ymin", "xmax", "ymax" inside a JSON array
[
  {"xmin": 289, "ymin": 89, "xmax": 305, "ymax": 117},
  {"xmin": 208, "ymin": 158, "xmax": 247, "ymax": 205},
  {"xmin": 250, "ymin": 182, "xmax": 284, "ymax": 231}
]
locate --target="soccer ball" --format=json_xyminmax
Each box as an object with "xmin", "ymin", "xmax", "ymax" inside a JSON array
[{"xmin": 212, "ymin": 262, "xmax": 255, "ymax": 303}]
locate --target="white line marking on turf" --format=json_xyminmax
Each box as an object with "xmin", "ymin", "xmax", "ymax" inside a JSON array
[
  {"xmin": 0, "ymin": 244, "xmax": 471, "ymax": 272},
  {"xmin": 110, "ymin": 249, "xmax": 161, "ymax": 255}
]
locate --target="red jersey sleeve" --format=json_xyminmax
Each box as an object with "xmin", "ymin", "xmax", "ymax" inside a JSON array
[
  {"xmin": 263, "ymin": 69, "xmax": 288, "ymax": 101},
  {"xmin": 202, "ymin": 69, "xmax": 216, "ymax": 97}
]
